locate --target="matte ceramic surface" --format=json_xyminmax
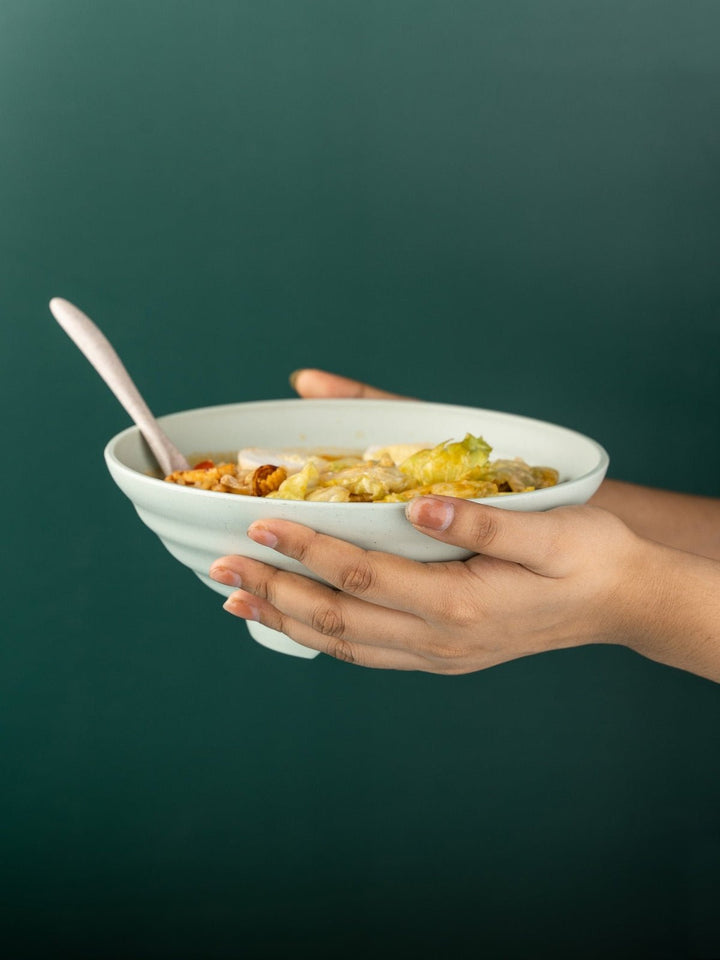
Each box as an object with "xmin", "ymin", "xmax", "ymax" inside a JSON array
[{"xmin": 105, "ymin": 398, "xmax": 609, "ymax": 659}]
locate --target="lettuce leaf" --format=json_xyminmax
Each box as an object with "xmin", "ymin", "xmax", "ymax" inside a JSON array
[{"xmin": 399, "ymin": 433, "xmax": 492, "ymax": 486}]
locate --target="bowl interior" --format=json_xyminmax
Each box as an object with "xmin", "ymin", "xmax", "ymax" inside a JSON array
[{"xmin": 109, "ymin": 397, "xmax": 608, "ymax": 490}]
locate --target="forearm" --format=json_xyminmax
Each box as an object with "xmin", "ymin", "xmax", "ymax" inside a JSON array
[
  {"xmin": 590, "ymin": 479, "xmax": 720, "ymax": 560},
  {"xmin": 621, "ymin": 539, "xmax": 720, "ymax": 683}
]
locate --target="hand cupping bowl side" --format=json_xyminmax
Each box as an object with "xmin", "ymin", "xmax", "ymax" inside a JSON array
[{"xmin": 104, "ymin": 398, "xmax": 610, "ymax": 659}]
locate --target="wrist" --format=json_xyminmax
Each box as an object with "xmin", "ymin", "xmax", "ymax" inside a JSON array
[{"xmin": 612, "ymin": 537, "xmax": 720, "ymax": 682}]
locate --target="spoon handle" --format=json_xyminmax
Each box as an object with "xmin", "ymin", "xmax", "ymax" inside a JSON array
[{"xmin": 50, "ymin": 298, "xmax": 190, "ymax": 475}]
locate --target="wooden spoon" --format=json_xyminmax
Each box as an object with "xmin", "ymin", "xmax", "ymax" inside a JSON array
[{"xmin": 50, "ymin": 297, "xmax": 190, "ymax": 475}]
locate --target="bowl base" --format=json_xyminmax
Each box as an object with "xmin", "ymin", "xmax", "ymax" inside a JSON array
[
  {"xmin": 246, "ymin": 621, "xmax": 321, "ymax": 660},
  {"xmin": 196, "ymin": 571, "xmax": 320, "ymax": 659}
]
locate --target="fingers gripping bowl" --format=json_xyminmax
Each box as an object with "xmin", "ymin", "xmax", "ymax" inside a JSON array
[{"xmin": 105, "ymin": 398, "xmax": 609, "ymax": 659}]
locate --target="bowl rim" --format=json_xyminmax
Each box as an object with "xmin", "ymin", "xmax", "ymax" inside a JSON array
[{"xmin": 104, "ymin": 397, "xmax": 610, "ymax": 509}]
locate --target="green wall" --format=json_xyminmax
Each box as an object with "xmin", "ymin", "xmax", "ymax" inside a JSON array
[{"xmin": 2, "ymin": 2, "xmax": 719, "ymax": 956}]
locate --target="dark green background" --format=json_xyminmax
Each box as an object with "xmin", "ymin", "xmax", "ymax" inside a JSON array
[{"xmin": 2, "ymin": 2, "xmax": 719, "ymax": 957}]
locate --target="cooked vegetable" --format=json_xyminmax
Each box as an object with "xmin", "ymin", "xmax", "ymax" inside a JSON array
[
  {"xmin": 399, "ymin": 433, "xmax": 492, "ymax": 486},
  {"xmin": 163, "ymin": 433, "xmax": 559, "ymax": 502}
]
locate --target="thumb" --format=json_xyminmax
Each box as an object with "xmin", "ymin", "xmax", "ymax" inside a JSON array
[{"xmin": 406, "ymin": 495, "xmax": 565, "ymax": 574}]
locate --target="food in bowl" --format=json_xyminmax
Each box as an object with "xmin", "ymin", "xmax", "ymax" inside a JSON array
[{"xmin": 163, "ymin": 433, "xmax": 560, "ymax": 503}]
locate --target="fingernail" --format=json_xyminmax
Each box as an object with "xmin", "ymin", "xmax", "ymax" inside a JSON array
[
  {"xmin": 406, "ymin": 496, "xmax": 455, "ymax": 531},
  {"xmin": 209, "ymin": 565, "xmax": 242, "ymax": 588},
  {"xmin": 223, "ymin": 594, "xmax": 259, "ymax": 621},
  {"xmin": 248, "ymin": 523, "xmax": 278, "ymax": 548},
  {"xmin": 289, "ymin": 369, "xmax": 303, "ymax": 391}
]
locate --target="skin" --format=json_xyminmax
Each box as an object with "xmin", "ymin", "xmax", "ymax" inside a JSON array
[{"xmin": 210, "ymin": 369, "xmax": 720, "ymax": 682}]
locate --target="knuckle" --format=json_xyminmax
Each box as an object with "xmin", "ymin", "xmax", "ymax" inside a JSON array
[
  {"xmin": 326, "ymin": 637, "xmax": 357, "ymax": 663},
  {"xmin": 468, "ymin": 507, "xmax": 499, "ymax": 549},
  {"xmin": 310, "ymin": 603, "xmax": 346, "ymax": 638},
  {"xmin": 256, "ymin": 564, "xmax": 283, "ymax": 603},
  {"xmin": 265, "ymin": 607, "xmax": 282, "ymax": 630},
  {"xmin": 431, "ymin": 580, "xmax": 479, "ymax": 629},
  {"xmin": 290, "ymin": 532, "xmax": 315, "ymax": 565},
  {"xmin": 425, "ymin": 636, "xmax": 471, "ymax": 668},
  {"xmin": 338, "ymin": 557, "xmax": 375, "ymax": 595},
  {"xmin": 449, "ymin": 603, "xmax": 477, "ymax": 629},
  {"xmin": 429, "ymin": 594, "xmax": 457, "ymax": 625}
]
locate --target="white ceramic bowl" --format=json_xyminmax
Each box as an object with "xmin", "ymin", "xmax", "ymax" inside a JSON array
[{"xmin": 105, "ymin": 398, "xmax": 609, "ymax": 659}]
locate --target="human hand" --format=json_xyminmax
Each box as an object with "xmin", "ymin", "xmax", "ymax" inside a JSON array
[
  {"xmin": 209, "ymin": 496, "xmax": 655, "ymax": 673},
  {"xmin": 290, "ymin": 368, "xmax": 409, "ymax": 400},
  {"xmin": 290, "ymin": 370, "xmax": 720, "ymax": 561}
]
